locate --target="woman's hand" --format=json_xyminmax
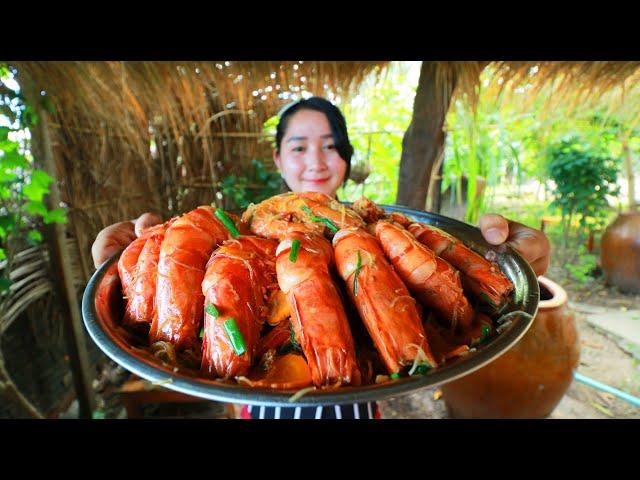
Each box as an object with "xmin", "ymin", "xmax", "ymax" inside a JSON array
[
  {"xmin": 478, "ymin": 214, "xmax": 551, "ymax": 276},
  {"xmin": 91, "ymin": 212, "xmax": 163, "ymax": 268}
]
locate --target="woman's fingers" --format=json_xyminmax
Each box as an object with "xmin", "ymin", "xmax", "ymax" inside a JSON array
[
  {"xmin": 91, "ymin": 212, "xmax": 163, "ymax": 269},
  {"xmin": 479, "ymin": 213, "xmax": 551, "ymax": 276},
  {"xmin": 478, "ymin": 214, "xmax": 509, "ymax": 244},
  {"xmin": 506, "ymin": 221, "xmax": 551, "ymax": 276},
  {"xmin": 135, "ymin": 212, "xmax": 163, "ymax": 237},
  {"xmin": 91, "ymin": 220, "xmax": 137, "ymax": 268}
]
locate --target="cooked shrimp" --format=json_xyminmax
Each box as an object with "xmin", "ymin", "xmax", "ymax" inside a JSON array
[
  {"xmin": 275, "ymin": 229, "xmax": 362, "ymax": 387},
  {"xmin": 242, "ymin": 191, "xmax": 365, "ymax": 240},
  {"xmin": 408, "ymin": 223, "xmax": 514, "ymax": 309},
  {"xmin": 150, "ymin": 206, "xmax": 237, "ymax": 350},
  {"xmin": 333, "ymin": 227, "xmax": 437, "ymax": 373},
  {"xmin": 123, "ymin": 219, "xmax": 175, "ymax": 328},
  {"xmin": 375, "ymin": 220, "xmax": 475, "ymax": 331},
  {"xmin": 201, "ymin": 236, "xmax": 278, "ymax": 379}
]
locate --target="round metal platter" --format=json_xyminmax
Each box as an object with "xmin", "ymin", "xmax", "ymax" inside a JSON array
[{"xmin": 82, "ymin": 204, "xmax": 539, "ymax": 407}]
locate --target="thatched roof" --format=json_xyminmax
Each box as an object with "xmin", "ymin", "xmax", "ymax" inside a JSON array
[{"xmin": 451, "ymin": 61, "xmax": 640, "ymax": 124}]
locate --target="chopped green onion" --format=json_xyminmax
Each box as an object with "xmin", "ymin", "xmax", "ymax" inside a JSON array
[
  {"xmin": 353, "ymin": 250, "xmax": 362, "ymax": 296},
  {"xmin": 479, "ymin": 292, "xmax": 498, "ymax": 309},
  {"xmin": 301, "ymin": 205, "xmax": 339, "ymax": 233},
  {"xmin": 215, "ymin": 208, "xmax": 240, "ymax": 238},
  {"xmin": 471, "ymin": 324, "xmax": 492, "ymax": 347},
  {"xmin": 319, "ymin": 218, "xmax": 339, "ymax": 233},
  {"xmin": 390, "ymin": 372, "xmax": 401, "ymax": 379},
  {"xmin": 223, "ymin": 318, "xmax": 246, "ymax": 355},
  {"xmin": 289, "ymin": 322, "xmax": 301, "ymax": 351},
  {"xmin": 481, "ymin": 323, "xmax": 491, "ymax": 340},
  {"xmin": 411, "ymin": 364, "xmax": 431, "ymax": 376},
  {"xmin": 289, "ymin": 239, "xmax": 301, "ymax": 262},
  {"xmin": 199, "ymin": 327, "xmax": 204, "ymax": 338},
  {"xmin": 205, "ymin": 304, "xmax": 219, "ymax": 317}
]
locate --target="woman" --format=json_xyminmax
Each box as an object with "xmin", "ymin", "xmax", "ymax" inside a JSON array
[{"xmin": 92, "ymin": 96, "xmax": 550, "ymax": 419}]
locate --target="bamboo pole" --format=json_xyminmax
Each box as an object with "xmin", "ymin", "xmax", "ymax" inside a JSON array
[
  {"xmin": 28, "ymin": 89, "xmax": 96, "ymax": 419},
  {"xmin": 622, "ymin": 136, "xmax": 637, "ymax": 212}
]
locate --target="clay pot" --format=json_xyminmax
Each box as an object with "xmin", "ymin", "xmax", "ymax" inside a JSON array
[
  {"xmin": 441, "ymin": 276, "xmax": 580, "ymax": 419},
  {"xmin": 600, "ymin": 212, "xmax": 640, "ymax": 294}
]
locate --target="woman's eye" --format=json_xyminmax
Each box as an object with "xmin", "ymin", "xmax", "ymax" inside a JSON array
[
  {"xmin": 292, "ymin": 146, "xmax": 305, "ymax": 152},
  {"xmin": 323, "ymin": 144, "xmax": 336, "ymax": 150}
]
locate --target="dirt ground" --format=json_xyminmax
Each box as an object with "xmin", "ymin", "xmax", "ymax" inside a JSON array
[{"xmin": 378, "ymin": 313, "xmax": 640, "ymax": 419}]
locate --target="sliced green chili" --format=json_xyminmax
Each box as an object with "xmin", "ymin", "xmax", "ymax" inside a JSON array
[
  {"xmin": 223, "ymin": 318, "xmax": 246, "ymax": 355},
  {"xmin": 214, "ymin": 208, "xmax": 240, "ymax": 238},
  {"xmin": 353, "ymin": 250, "xmax": 362, "ymax": 296},
  {"xmin": 289, "ymin": 239, "xmax": 301, "ymax": 262},
  {"xmin": 301, "ymin": 205, "xmax": 339, "ymax": 233},
  {"xmin": 205, "ymin": 304, "xmax": 219, "ymax": 317}
]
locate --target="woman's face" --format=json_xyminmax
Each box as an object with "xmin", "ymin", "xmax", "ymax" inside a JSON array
[{"xmin": 274, "ymin": 109, "xmax": 347, "ymax": 198}]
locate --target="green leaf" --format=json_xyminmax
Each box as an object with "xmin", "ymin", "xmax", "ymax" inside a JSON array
[
  {"xmin": 0, "ymin": 126, "xmax": 9, "ymax": 142},
  {"xmin": 25, "ymin": 200, "xmax": 48, "ymax": 217},
  {"xmin": 31, "ymin": 169, "xmax": 54, "ymax": 188},
  {"xmin": 43, "ymin": 208, "xmax": 67, "ymax": 224},
  {"xmin": 0, "ymin": 139, "xmax": 19, "ymax": 153},
  {"xmin": 0, "ymin": 248, "xmax": 5, "ymax": 261},
  {"xmin": 0, "ymin": 277, "xmax": 12, "ymax": 292},
  {"xmin": 23, "ymin": 182, "xmax": 49, "ymax": 202},
  {"xmin": 0, "ymin": 214, "xmax": 15, "ymax": 232},
  {"xmin": 0, "ymin": 170, "xmax": 18, "ymax": 183},
  {"xmin": 27, "ymin": 230, "xmax": 43, "ymax": 245},
  {"xmin": 0, "ymin": 150, "xmax": 29, "ymax": 169}
]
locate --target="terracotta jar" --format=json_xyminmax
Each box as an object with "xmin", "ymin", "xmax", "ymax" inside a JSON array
[
  {"xmin": 600, "ymin": 212, "xmax": 640, "ymax": 294},
  {"xmin": 441, "ymin": 276, "xmax": 580, "ymax": 419}
]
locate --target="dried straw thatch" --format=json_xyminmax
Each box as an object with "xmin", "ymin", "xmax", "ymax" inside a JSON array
[
  {"xmin": 452, "ymin": 61, "xmax": 640, "ymax": 121},
  {"xmin": 13, "ymin": 61, "xmax": 388, "ymax": 282}
]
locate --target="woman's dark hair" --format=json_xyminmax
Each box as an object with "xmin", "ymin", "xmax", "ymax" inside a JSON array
[{"xmin": 275, "ymin": 96, "xmax": 353, "ymax": 182}]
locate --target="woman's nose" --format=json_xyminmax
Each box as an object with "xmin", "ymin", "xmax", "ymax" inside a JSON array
[{"xmin": 305, "ymin": 146, "xmax": 327, "ymax": 171}]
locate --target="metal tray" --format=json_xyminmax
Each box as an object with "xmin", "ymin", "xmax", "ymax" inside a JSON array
[{"xmin": 81, "ymin": 204, "xmax": 539, "ymax": 407}]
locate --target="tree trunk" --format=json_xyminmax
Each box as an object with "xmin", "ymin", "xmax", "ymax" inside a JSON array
[
  {"xmin": 396, "ymin": 62, "xmax": 458, "ymax": 210},
  {"xmin": 23, "ymin": 78, "xmax": 96, "ymax": 419}
]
